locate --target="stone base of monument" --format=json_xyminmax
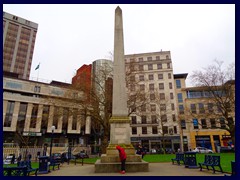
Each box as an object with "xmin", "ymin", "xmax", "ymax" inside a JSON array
[
  {"xmin": 95, "ymin": 145, "xmax": 149, "ymax": 173},
  {"xmin": 95, "ymin": 159, "xmax": 149, "ymax": 173}
]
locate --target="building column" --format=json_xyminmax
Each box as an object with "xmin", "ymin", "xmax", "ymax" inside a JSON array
[
  {"xmin": 35, "ymin": 104, "xmax": 43, "ymax": 133},
  {"xmin": 47, "ymin": 105, "xmax": 54, "ymax": 133},
  {"xmin": 24, "ymin": 103, "xmax": 33, "ymax": 132},
  {"xmin": 11, "ymin": 101, "xmax": 20, "ymax": 132},
  {"xmin": 3, "ymin": 100, "xmax": 8, "ymax": 125},
  {"xmin": 85, "ymin": 115, "xmax": 91, "ymax": 134},
  {"xmin": 10, "ymin": 25, "xmax": 21, "ymax": 72}
]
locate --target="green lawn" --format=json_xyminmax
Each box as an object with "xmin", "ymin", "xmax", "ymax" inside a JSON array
[{"xmin": 4, "ymin": 153, "xmax": 234, "ymax": 174}]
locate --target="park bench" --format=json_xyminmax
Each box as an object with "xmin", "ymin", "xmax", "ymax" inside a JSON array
[
  {"xmin": 3, "ymin": 166, "xmax": 28, "ymax": 176},
  {"xmin": 49, "ymin": 158, "xmax": 61, "ymax": 170},
  {"xmin": 18, "ymin": 160, "xmax": 38, "ymax": 176},
  {"xmin": 199, "ymin": 155, "xmax": 223, "ymax": 173},
  {"xmin": 224, "ymin": 161, "xmax": 235, "ymax": 176},
  {"xmin": 171, "ymin": 153, "xmax": 185, "ymax": 165}
]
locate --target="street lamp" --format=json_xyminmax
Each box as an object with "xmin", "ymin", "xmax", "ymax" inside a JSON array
[{"xmin": 49, "ymin": 125, "xmax": 55, "ymax": 159}]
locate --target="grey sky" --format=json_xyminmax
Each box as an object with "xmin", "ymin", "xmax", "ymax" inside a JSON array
[{"xmin": 3, "ymin": 4, "xmax": 235, "ymax": 86}]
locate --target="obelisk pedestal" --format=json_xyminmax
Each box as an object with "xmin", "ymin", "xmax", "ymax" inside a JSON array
[{"xmin": 95, "ymin": 6, "xmax": 149, "ymax": 173}]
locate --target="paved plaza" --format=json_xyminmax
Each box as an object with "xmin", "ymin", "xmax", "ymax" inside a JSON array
[{"xmin": 38, "ymin": 162, "xmax": 225, "ymax": 176}]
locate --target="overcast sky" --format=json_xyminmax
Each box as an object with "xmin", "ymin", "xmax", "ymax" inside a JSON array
[{"xmin": 3, "ymin": 4, "xmax": 235, "ymax": 86}]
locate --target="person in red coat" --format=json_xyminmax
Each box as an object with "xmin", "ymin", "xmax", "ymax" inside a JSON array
[{"xmin": 116, "ymin": 145, "xmax": 127, "ymax": 174}]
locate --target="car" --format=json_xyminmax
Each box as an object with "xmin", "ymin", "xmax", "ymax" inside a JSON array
[
  {"xmin": 3, "ymin": 154, "xmax": 17, "ymax": 164},
  {"xmin": 192, "ymin": 147, "xmax": 213, "ymax": 153},
  {"xmin": 74, "ymin": 152, "xmax": 89, "ymax": 159},
  {"xmin": 61, "ymin": 152, "xmax": 76, "ymax": 162}
]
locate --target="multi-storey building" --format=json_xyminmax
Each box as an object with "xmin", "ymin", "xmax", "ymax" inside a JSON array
[
  {"xmin": 176, "ymin": 82, "xmax": 234, "ymax": 152},
  {"xmin": 3, "ymin": 75, "xmax": 90, "ymax": 147},
  {"xmin": 125, "ymin": 51, "xmax": 181, "ymax": 152},
  {"xmin": 3, "ymin": 11, "xmax": 38, "ymax": 79}
]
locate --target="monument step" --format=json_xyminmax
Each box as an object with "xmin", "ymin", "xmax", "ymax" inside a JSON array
[
  {"xmin": 101, "ymin": 154, "xmax": 142, "ymax": 163},
  {"xmin": 95, "ymin": 159, "xmax": 149, "ymax": 173}
]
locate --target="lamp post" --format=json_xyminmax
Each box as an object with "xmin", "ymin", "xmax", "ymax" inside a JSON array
[{"xmin": 49, "ymin": 125, "xmax": 55, "ymax": 159}]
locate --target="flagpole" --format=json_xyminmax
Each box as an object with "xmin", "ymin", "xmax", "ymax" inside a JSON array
[{"xmin": 36, "ymin": 63, "xmax": 40, "ymax": 81}]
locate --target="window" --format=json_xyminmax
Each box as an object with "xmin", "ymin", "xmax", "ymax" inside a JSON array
[
  {"xmin": 157, "ymin": 63, "xmax": 162, "ymax": 69},
  {"xmin": 167, "ymin": 63, "xmax": 171, "ymax": 68},
  {"xmin": 176, "ymin": 80, "xmax": 181, "ymax": 88},
  {"xmin": 208, "ymin": 103, "xmax": 214, "ymax": 113},
  {"xmin": 220, "ymin": 118, "xmax": 226, "ymax": 128},
  {"xmin": 149, "ymin": 84, "xmax": 154, "ymax": 91},
  {"xmin": 174, "ymin": 126, "xmax": 177, "ymax": 134},
  {"xmin": 138, "ymin": 57, "xmax": 143, "ymax": 62},
  {"xmin": 163, "ymin": 126, "xmax": 168, "ymax": 134},
  {"xmin": 181, "ymin": 120, "xmax": 186, "ymax": 129},
  {"xmin": 171, "ymin": 103, "xmax": 175, "ymax": 110},
  {"xmin": 161, "ymin": 115, "xmax": 167, "ymax": 122},
  {"xmin": 168, "ymin": 73, "xmax": 171, "ymax": 79},
  {"xmin": 210, "ymin": 118, "xmax": 216, "ymax": 128},
  {"xmin": 169, "ymin": 82, "xmax": 173, "ymax": 89},
  {"xmin": 172, "ymin": 114, "xmax": 176, "ymax": 121},
  {"xmin": 152, "ymin": 126, "xmax": 158, "ymax": 134},
  {"xmin": 158, "ymin": 74, "xmax": 163, "ymax": 79},
  {"xmin": 130, "ymin": 105, "xmax": 136, "ymax": 112},
  {"xmin": 151, "ymin": 104, "xmax": 156, "ymax": 112},
  {"xmin": 147, "ymin": 57, "xmax": 152, "ymax": 61},
  {"xmin": 193, "ymin": 119, "xmax": 198, "ymax": 129},
  {"xmin": 62, "ymin": 108, "xmax": 69, "ymax": 130},
  {"xmin": 179, "ymin": 105, "xmax": 184, "ymax": 114},
  {"xmin": 166, "ymin": 55, "xmax": 169, "ymax": 59},
  {"xmin": 17, "ymin": 103, "xmax": 28, "ymax": 130},
  {"xmin": 199, "ymin": 103, "xmax": 205, "ymax": 113},
  {"xmin": 156, "ymin": 56, "xmax": 160, "ymax": 60},
  {"xmin": 4, "ymin": 101, "xmax": 15, "ymax": 127},
  {"xmin": 149, "ymin": 74, "xmax": 154, "ymax": 80},
  {"xmin": 150, "ymin": 93, "xmax": 155, "ymax": 100},
  {"xmin": 160, "ymin": 93, "xmax": 165, "ymax": 100},
  {"xmin": 201, "ymin": 119, "xmax": 207, "ymax": 129},
  {"xmin": 34, "ymin": 86, "xmax": 41, "ymax": 93},
  {"xmin": 177, "ymin": 93, "xmax": 183, "ymax": 103},
  {"xmin": 142, "ymin": 127, "xmax": 147, "ymax": 134},
  {"xmin": 159, "ymin": 83, "xmax": 164, "ymax": 90},
  {"xmin": 190, "ymin": 104, "xmax": 196, "ymax": 113},
  {"xmin": 30, "ymin": 104, "xmax": 38, "ymax": 128},
  {"xmin": 160, "ymin": 104, "xmax": 166, "ymax": 111},
  {"xmin": 130, "ymin": 58, "xmax": 135, "ymax": 63},
  {"xmin": 148, "ymin": 64, "xmax": 153, "ymax": 70},
  {"xmin": 131, "ymin": 116, "xmax": 137, "ymax": 124},
  {"xmin": 170, "ymin": 93, "xmax": 174, "ymax": 99},
  {"xmin": 141, "ymin": 105, "xmax": 146, "ymax": 112},
  {"xmin": 72, "ymin": 109, "xmax": 78, "ymax": 130},
  {"xmin": 151, "ymin": 115, "xmax": 157, "ymax": 123},
  {"xmin": 132, "ymin": 127, "xmax": 137, "ymax": 134},
  {"xmin": 139, "ymin": 75, "xmax": 144, "ymax": 81},
  {"xmin": 130, "ymin": 76, "xmax": 135, "ymax": 82},
  {"xmin": 130, "ymin": 84, "xmax": 135, "ymax": 91},
  {"xmin": 139, "ymin": 84, "xmax": 145, "ymax": 91},
  {"xmin": 41, "ymin": 105, "xmax": 50, "ymax": 129},
  {"xmin": 53, "ymin": 107, "xmax": 59, "ymax": 129},
  {"xmin": 139, "ymin": 65, "xmax": 144, "ymax": 71}
]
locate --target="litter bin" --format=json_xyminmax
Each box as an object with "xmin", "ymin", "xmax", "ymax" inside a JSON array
[
  {"xmin": 184, "ymin": 151, "xmax": 198, "ymax": 168},
  {"xmin": 38, "ymin": 156, "xmax": 49, "ymax": 174}
]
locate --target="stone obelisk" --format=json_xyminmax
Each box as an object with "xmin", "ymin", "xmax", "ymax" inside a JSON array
[{"xmin": 95, "ymin": 6, "xmax": 149, "ymax": 173}]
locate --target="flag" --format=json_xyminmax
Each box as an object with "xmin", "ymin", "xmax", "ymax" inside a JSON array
[{"xmin": 35, "ymin": 63, "xmax": 40, "ymax": 70}]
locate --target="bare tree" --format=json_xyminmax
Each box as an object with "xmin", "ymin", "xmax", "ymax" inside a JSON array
[{"xmin": 190, "ymin": 60, "xmax": 235, "ymax": 145}]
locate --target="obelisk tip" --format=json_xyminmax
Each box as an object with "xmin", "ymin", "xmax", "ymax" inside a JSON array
[{"xmin": 116, "ymin": 6, "xmax": 122, "ymax": 11}]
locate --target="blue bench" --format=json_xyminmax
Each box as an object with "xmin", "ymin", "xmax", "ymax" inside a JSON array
[
  {"xmin": 4, "ymin": 166, "xmax": 28, "ymax": 176},
  {"xmin": 18, "ymin": 160, "xmax": 38, "ymax": 176},
  {"xmin": 49, "ymin": 159, "xmax": 61, "ymax": 170},
  {"xmin": 171, "ymin": 153, "xmax": 185, "ymax": 165},
  {"xmin": 199, "ymin": 155, "xmax": 223, "ymax": 173}
]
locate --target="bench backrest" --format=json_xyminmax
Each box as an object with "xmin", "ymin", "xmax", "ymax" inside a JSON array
[{"xmin": 211, "ymin": 155, "xmax": 220, "ymax": 166}]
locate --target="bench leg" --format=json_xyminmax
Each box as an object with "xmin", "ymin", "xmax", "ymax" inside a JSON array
[{"xmin": 198, "ymin": 163, "xmax": 203, "ymax": 171}]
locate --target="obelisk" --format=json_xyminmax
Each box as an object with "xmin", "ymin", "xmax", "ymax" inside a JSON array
[
  {"xmin": 109, "ymin": 6, "xmax": 131, "ymax": 145},
  {"xmin": 95, "ymin": 6, "xmax": 149, "ymax": 172}
]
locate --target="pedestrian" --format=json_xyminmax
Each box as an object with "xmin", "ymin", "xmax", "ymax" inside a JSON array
[
  {"xmin": 136, "ymin": 144, "xmax": 145, "ymax": 158},
  {"xmin": 11, "ymin": 154, "xmax": 15, "ymax": 164},
  {"xmin": 116, "ymin": 145, "xmax": 127, "ymax": 174}
]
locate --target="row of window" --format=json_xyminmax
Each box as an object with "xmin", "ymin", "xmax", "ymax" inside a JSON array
[
  {"xmin": 132, "ymin": 125, "xmax": 177, "ymax": 135},
  {"xmin": 127, "ymin": 55, "xmax": 170, "ymax": 63},
  {"xmin": 180, "ymin": 118, "xmax": 227, "ymax": 129},
  {"xmin": 131, "ymin": 114, "xmax": 176, "ymax": 124},
  {"xmin": 127, "ymin": 62, "xmax": 172, "ymax": 72},
  {"xmin": 129, "ymin": 82, "xmax": 175, "ymax": 92}
]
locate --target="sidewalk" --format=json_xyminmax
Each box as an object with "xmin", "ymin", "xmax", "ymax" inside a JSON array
[{"xmin": 38, "ymin": 162, "xmax": 225, "ymax": 176}]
